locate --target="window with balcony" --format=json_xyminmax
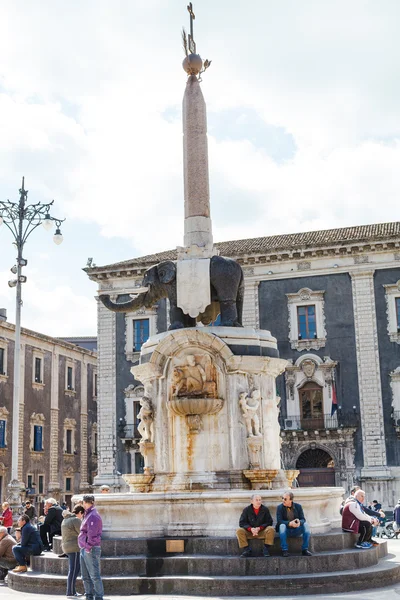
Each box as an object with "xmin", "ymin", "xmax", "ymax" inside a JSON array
[
  {"xmin": 66, "ymin": 429, "xmax": 72, "ymax": 454},
  {"xmin": 384, "ymin": 281, "xmax": 400, "ymax": 344},
  {"xmin": 286, "ymin": 288, "xmax": 326, "ymax": 350},
  {"xmin": 65, "ymin": 477, "xmax": 71, "ymax": 492},
  {"xmin": 299, "ymin": 381, "xmax": 324, "ymax": 429}
]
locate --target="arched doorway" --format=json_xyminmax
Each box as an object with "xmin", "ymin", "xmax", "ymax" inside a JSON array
[
  {"xmin": 296, "ymin": 448, "xmax": 336, "ymax": 487},
  {"xmin": 299, "ymin": 381, "xmax": 324, "ymax": 429}
]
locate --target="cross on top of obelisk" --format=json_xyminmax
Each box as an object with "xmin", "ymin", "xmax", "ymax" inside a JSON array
[{"xmin": 187, "ymin": 3, "xmax": 196, "ymax": 54}]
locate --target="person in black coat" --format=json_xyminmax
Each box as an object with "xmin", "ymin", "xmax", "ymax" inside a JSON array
[
  {"xmin": 236, "ymin": 494, "xmax": 275, "ymax": 557},
  {"xmin": 12, "ymin": 515, "xmax": 43, "ymax": 572},
  {"xmin": 39, "ymin": 498, "xmax": 63, "ymax": 550}
]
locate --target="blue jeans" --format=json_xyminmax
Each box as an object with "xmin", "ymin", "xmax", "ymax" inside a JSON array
[
  {"xmin": 80, "ymin": 547, "xmax": 104, "ymax": 600},
  {"xmin": 66, "ymin": 552, "xmax": 81, "ymax": 596},
  {"xmin": 12, "ymin": 545, "xmax": 41, "ymax": 566},
  {"xmin": 279, "ymin": 522, "xmax": 311, "ymax": 551}
]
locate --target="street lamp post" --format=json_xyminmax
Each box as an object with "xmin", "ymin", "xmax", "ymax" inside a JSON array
[{"xmin": 0, "ymin": 177, "xmax": 65, "ymax": 506}]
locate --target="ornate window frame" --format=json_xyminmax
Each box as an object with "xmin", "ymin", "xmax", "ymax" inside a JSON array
[
  {"xmin": 284, "ymin": 354, "xmax": 337, "ymax": 427},
  {"xmin": 32, "ymin": 350, "xmax": 45, "ymax": 389},
  {"xmin": 63, "ymin": 418, "xmax": 77, "ymax": 455},
  {"xmin": 390, "ymin": 367, "xmax": 400, "ymax": 412},
  {"xmin": 0, "ymin": 339, "xmax": 9, "ymax": 382},
  {"xmin": 64, "ymin": 466, "xmax": 74, "ymax": 493},
  {"xmin": 286, "ymin": 288, "xmax": 327, "ymax": 351},
  {"xmin": 125, "ymin": 310, "xmax": 157, "ymax": 362},
  {"xmin": 30, "ymin": 412, "xmax": 45, "ymax": 453},
  {"xmin": 384, "ymin": 280, "xmax": 400, "ymax": 344}
]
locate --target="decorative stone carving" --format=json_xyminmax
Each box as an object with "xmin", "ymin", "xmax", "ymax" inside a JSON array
[
  {"xmin": 138, "ymin": 441, "xmax": 155, "ymax": 473},
  {"xmin": 239, "ymin": 390, "xmax": 261, "ymax": 437},
  {"xmin": 123, "ymin": 472, "xmax": 155, "ymax": 493},
  {"xmin": 301, "ymin": 359, "xmax": 317, "ymax": 379},
  {"xmin": 246, "ymin": 436, "xmax": 263, "ymax": 468},
  {"xmin": 171, "ymin": 354, "xmax": 216, "ymax": 398},
  {"xmin": 285, "ymin": 469, "xmax": 300, "ymax": 488},
  {"xmin": 285, "ymin": 370, "xmax": 296, "ymax": 400},
  {"xmin": 186, "ymin": 414, "xmax": 203, "ymax": 434},
  {"xmin": 137, "ymin": 397, "xmax": 154, "ymax": 442},
  {"xmin": 243, "ymin": 469, "xmax": 279, "ymax": 490}
]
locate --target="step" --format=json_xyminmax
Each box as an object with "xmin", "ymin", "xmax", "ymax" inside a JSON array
[
  {"xmin": 31, "ymin": 545, "xmax": 384, "ymax": 577},
  {"xmin": 8, "ymin": 552, "xmax": 400, "ymax": 596},
  {"xmin": 51, "ymin": 529, "xmax": 359, "ymax": 557}
]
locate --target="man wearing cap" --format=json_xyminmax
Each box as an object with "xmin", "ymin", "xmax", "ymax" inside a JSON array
[
  {"xmin": 100, "ymin": 485, "xmax": 110, "ymax": 494},
  {"xmin": 78, "ymin": 494, "xmax": 104, "ymax": 600}
]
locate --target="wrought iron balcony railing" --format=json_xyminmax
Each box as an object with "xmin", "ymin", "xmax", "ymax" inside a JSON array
[
  {"xmin": 119, "ymin": 424, "xmax": 140, "ymax": 439},
  {"xmin": 279, "ymin": 412, "xmax": 359, "ymax": 431}
]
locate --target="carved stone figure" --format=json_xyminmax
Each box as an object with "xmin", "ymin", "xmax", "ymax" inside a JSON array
[
  {"xmin": 137, "ymin": 396, "xmax": 154, "ymax": 442},
  {"xmin": 239, "ymin": 390, "xmax": 261, "ymax": 437},
  {"xmin": 171, "ymin": 354, "xmax": 217, "ymax": 398},
  {"xmin": 99, "ymin": 255, "xmax": 244, "ymax": 329},
  {"xmin": 302, "ymin": 359, "xmax": 317, "ymax": 379}
]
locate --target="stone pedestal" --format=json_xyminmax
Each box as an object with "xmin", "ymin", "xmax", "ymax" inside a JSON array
[{"xmin": 131, "ymin": 327, "xmax": 287, "ymax": 492}]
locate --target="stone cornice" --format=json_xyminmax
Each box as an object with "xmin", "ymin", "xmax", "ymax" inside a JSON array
[{"xmin": 87, "ymin": 239, "xmax": 400, "ymax": 283}]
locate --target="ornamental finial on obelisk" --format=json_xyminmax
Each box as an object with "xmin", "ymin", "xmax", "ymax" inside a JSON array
[{"xmin": 182, "ymin": 3, "xmax": 212, "ymax": 79}]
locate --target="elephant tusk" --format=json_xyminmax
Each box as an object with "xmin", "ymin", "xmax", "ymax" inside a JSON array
[{"xmin": 129, "ymin": 287, "xmax": 149, "ymax": 298}]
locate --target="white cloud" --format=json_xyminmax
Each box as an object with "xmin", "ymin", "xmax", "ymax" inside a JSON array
[{"xmin": 0, "ymin": 0, "xmax": 399, "ymax": 333}]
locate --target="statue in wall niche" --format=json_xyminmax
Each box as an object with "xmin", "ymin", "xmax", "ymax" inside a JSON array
[
  {"xmin": 239, "ymin": 390, "xmax": 262, "ymax": 437},
  {"xmin": 171, "ymin": 354, "xmax": 217, "ymax": 398},
  {"xmin": 137, "ymin": 396, "xmax": 154, "ymax": 442}
]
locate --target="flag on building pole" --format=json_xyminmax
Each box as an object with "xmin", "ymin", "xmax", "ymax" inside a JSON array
[{"xmin": 331, "ymin": 374, "xmax": 338, "ymax": 416}]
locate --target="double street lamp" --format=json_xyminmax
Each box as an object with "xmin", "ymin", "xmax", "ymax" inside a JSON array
[{"xmin": 0, "ymin": 177, "xmax": 65, "ymax": 503}]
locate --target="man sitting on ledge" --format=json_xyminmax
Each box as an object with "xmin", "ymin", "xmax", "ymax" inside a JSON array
[
  {"xmin": 236, "ymin": 494, "xmax": 275, "ymax": 557},
  {"xmin": 276, "ymin": 491, "xmax": 312, "ymax": 557}
]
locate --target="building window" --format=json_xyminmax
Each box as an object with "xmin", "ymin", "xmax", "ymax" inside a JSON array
[
  {"xmin": 30, "ymin": 413, "xmax": 45, "ymax": 452},
  {"xmin": 94, "ymin": 372, "xmax": 98, "ymax": 398},
  {"xmin": 65, "ymin": 477, "xmax": 71, "ymax": 492},
  {"xmin": 0, "ymin": 419, "xmax": 5, "ymax": 448},
  {"xmin": 297, "ymin": 305, "xmax": 316, "ymax": 340},
  {"xmin": 133, "ymin": 319, "xmax": 149, "ymax": 352},
  {"xmin": 38, "ymin": 474, "xmax": 44, "ymax": 495},
  {"xmin": 65, "ymin": 362, "xmax": 75, "ymax": 392},
  {"xmin": 0, "ymin": 348, "xmax": 5, "ymax": 375},
  {"xmin": 125, "ymin": 312, "xmax": 156, "ymax": 362},
  {"xmin": 135, "ymin": 452, "xmax": 144, "ymax": 474},
  {"xmin": 66, "ymin": 429, "xmax": 72, "ymax": 454},
  {"xmin": 286, "ymin": 288, "xmax": 326, "ymax": 351},
  {"xmin": 384, "ymin": 281, "xmax": 400, "ymax": 344},
  {"xmin": 27, "ymin": 474, "xmax": 33, "ymax": 488},
  {"xmin": 34, "ymin": 357, "xmax": 42, "ymax": 383},
  {"xmin": 300, "ymin": 382, "xmax": 324, "ymax": 429},
  {"xmin": 94, "ymin": 432, "xmax": 98, "ymax": 455},
  {"xmin": 63, "ymin": 419, "xmax": 76, "ymax": 454},
  {"xmin": 33, "ymin": 425, "xmax": 43, "ymax": 452}
]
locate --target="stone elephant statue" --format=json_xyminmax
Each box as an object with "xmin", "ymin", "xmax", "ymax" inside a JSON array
[{"xmin": 99, "ymin": 255, "xmax": 244, "ymax": 330}]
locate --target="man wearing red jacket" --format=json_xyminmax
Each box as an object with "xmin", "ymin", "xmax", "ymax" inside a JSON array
[
  {"xmin": 342, "ymin": 489, "xmax": 379, "ymax": 549},
  {"xmin": 78, "ymin": 495, "xmax": 104, "ymax": 600},
  {"xmin": 236, "ymin": 494, "xmax": 275, "ymax": 557}
]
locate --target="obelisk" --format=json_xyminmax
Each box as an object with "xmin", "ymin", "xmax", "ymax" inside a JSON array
[
  {"xmin": 179, "ymin": 3, "xmax": 214, "ymax": 258},
  {"xmin": 177, "ymin": 4, "xmax": 214, "ymax": 319}
]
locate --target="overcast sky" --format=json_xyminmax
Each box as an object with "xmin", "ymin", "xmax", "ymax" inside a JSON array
[{"xmin": 0, "ymin": 0, "xmax": 399, "ymax": 336}]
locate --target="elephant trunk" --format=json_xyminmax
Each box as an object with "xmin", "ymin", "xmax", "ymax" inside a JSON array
[{"xmin": 99, "ymin": 291, "xmax": 149, "ymax": 313}]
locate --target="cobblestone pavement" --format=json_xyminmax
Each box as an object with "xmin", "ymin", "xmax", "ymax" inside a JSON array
[{"xmin": 1, "ymin": 540, "xmax": 399, "ymax": 600}]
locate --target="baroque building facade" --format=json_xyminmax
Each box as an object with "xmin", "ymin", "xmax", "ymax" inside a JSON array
[
  {"xmin": 0, "ymin": 314, "xmax": 98, "ymax": 506},
  {"xmin": 87, "ymin": 222, "xmax": 400, "ymax": 507}
]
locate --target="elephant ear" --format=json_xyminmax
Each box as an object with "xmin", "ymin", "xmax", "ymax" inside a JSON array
[{"xmin": 157, "ymin": 261, "xmax": 176, "ymax": 284}]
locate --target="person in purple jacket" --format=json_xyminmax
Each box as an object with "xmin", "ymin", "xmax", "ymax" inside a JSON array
[{"xmin": 78, "ymin": 495, "xmax": 104, "ymax": 600}]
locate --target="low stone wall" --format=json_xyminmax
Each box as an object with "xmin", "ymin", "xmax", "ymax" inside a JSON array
[{"xmin": 73, "ymin": 487, "xmax": 344, "ymax": 538}]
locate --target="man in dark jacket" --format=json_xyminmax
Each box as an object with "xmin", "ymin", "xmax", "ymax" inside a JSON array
[
  {"xmin": 12, "ymin": 515, "xmax": 43, "ymax": 572},
  {"xmin": 39, "ymin": 497, "xmax": 63, "ymax": 551},
  {"xmin": 276, "ymin": 491, "xmax": 312, "ymax": 557},
  {"xmin": 236, "ymin": 494, "xmax": 275, "ymax": 557}
]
